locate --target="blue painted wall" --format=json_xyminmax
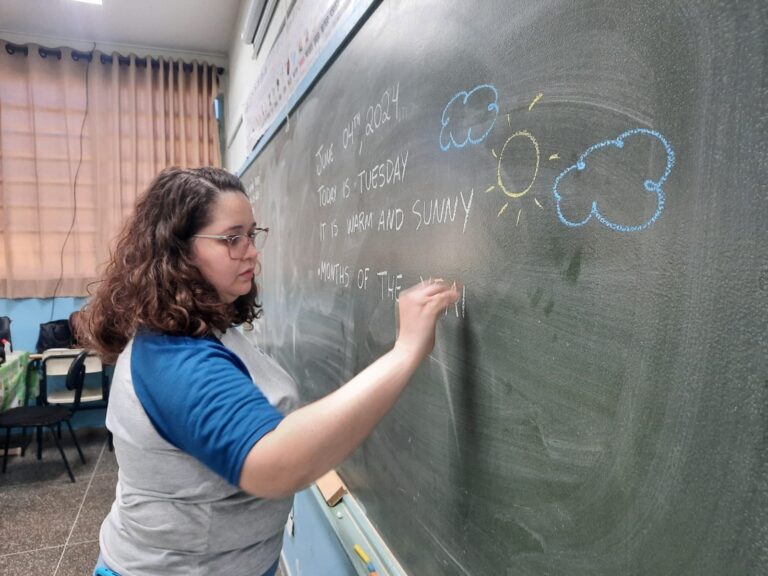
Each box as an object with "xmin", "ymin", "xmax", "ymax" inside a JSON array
[
  {"xmin": 282, "ymin": 489, "xmax": 357, "ymax": 576},
  {"xmin": 0, "ymin": 297, "xmax": 105, "ymax": 428},
  {"xmin": 0, "ymin": 297, "xmax": 86, "ymax": 352}
]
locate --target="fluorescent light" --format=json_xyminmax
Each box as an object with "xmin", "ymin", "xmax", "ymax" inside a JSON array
[{"xmin": 73, "ymin": 0, "xmax": 103, "ymax": 5}]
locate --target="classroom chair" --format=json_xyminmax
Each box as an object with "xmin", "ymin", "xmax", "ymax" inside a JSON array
[
  {"xmin": 39, "ymin": 348, "xmax": 113, "ymax": 450},
  {"xmin": 0, "ymin": 350, "xmax": 89, "ymax": 482}
]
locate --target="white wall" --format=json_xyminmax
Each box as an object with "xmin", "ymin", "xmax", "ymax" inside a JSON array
[
  {"xmin": 224, "ymin": 0, "xmax": 290, "ymax": 173},
  {"xmin": 0, "ymin": 31, "xmax": 228, "ymax": 70}
]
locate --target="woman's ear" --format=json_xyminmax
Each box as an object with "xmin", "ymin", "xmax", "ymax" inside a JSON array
[{"xmin": 187, "ymin": 238, "xmax": 200, "ymax": 265}]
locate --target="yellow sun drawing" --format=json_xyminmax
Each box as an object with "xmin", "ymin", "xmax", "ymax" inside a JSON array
[{"xmin": 485, "ymin": 93, "xmax": 558, "ymax": 224}]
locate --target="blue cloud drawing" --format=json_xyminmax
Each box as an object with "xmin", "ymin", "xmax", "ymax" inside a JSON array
[
  {"xmin": 439, "ymin": 84, "xmax": 499, "ymax": 151},
  {"xmin": 552, "ymin": 128, "xmax": 675, "ymax": 232}
]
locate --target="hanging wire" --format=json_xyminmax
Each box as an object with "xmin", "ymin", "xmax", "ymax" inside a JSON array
[{"xmin": 49, "ymin": 42, "xmax": 96, "ymax": 321}]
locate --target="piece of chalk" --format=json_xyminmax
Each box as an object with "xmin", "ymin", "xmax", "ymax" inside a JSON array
[{"xmin": 354, "ymin": 544, "xmax": 371, "ymax": 564}]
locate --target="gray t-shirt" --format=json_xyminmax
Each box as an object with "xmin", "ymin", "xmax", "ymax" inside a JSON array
[{"xmin": 100, "ymin": 328, "xmax": 299, "ymax": 575}]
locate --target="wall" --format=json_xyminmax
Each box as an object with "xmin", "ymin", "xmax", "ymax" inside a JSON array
[
  {"xmin": 0, "ymin": 31, "xmax": 228, "ymax": 70},
  {"xmin": 224, "ymin": 0, "xmax": 290, "ymax": 172},
  {"xmin": 281, "ymin": 489, "xmax": 357, "ymax": 576},
  {"xmin": 0, "ymin": 297, "xmax": 85, "ymax": 353}
]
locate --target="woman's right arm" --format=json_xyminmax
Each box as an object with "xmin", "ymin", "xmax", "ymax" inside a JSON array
[{"xmin": 239, "ymin": 280, "xmax": 459, "ymax": 498}]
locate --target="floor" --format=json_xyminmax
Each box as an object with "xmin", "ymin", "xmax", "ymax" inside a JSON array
[
  {"xmin": 0, "ymin": 427, "xmax": 115, "ymax": 576},
  {"xmin": 0, "ymin": 427, "xmax": 287, "ymax": 576}
]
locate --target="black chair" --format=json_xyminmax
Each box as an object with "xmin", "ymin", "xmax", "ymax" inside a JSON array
[
  {"xmin": 0, "ymin": 315, "xmax": 12, "ymax": 351},
  {"xmin": 39, "ymin": 348, "xmax": 113, "ymax": 451},
  {"xmin": 0, "ymin": 350, "xmax": 88, "ymax": 482}
]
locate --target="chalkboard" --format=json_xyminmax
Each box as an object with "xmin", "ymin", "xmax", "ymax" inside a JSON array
[{"xmin": 239, "ymin": 1, "xmax": 767, "ymax": 574}]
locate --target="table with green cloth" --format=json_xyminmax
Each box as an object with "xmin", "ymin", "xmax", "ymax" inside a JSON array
[{"xmin": 0, "ymin": 351, "xmax": 39, "ymax": 411}]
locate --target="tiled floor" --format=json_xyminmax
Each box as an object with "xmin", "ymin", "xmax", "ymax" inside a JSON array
[
  {"xmin": 0, "ymin": 427, "xmax": 115, "ymax": 576},
  {"xmin": 0, "ymin": 428, "xmax": 287, "ymax": 576}
]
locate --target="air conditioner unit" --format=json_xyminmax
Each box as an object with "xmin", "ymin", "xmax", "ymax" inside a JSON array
[
  {"xmin": 241, "ymin": 0, "xmax": 268, "ymax": 44},
  {"xmin": 241, "ymin": 0, "xmax": 279, "ymax": 51}
]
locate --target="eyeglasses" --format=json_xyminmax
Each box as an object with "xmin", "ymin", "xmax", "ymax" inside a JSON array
[{"xmin": 192, "ymin": 227, "xmax": 269, "ymax": 258}]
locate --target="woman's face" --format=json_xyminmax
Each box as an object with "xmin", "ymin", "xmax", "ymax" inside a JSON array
[{"xmin": 190, "ymin": 191, "xmax": 259, "ymax": 304}]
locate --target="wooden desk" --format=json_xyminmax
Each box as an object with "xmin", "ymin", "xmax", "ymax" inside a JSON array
[{"xmin": 0, "ymin": 351, "xmax": 39, "ymax": 411}]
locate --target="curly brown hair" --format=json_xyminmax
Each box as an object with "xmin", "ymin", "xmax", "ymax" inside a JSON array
[{"xmin": 82, "ymin": 166, "xmax": 261, "ymax": 363}]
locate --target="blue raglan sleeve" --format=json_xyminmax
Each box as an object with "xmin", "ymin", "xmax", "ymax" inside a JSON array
[{"xmin": 131, "ymin": 332, "xmax": 284, "ymax": 486}]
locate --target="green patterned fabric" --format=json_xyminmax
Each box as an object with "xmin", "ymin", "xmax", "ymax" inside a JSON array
[{"xmin": 0, "ymin": 351, "xmax": 37, "ymax": 411}]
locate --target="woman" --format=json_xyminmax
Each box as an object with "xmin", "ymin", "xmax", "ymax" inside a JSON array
[{"xmin": 84, "ymin": 166, "xmax": 458, "ymax": 576}]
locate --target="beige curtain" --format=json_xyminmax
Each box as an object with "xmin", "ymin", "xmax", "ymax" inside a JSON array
[{"xmin": 0, "ymin": 42, "xmax": 221, "ymax": 298}]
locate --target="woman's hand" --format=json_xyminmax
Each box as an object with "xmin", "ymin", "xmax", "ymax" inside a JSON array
[{"xmin": 394, "ymin": 280, "xmax": 460, "ymax": 362}]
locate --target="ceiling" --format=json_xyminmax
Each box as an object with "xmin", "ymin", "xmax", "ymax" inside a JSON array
[{"xmin": 0, "ymin": 0, "xmax": 244, "ymax": 64}]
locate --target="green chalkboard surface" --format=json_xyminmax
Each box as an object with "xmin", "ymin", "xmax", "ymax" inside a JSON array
[{"xmin": 240, "ymin": 1, "xmax": 767, "ymax": 574}]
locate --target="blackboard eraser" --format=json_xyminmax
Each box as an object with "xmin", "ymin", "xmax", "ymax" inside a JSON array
[{"xmin": 316, "ymin": 469, "xmax": 347, "ymax": 506}]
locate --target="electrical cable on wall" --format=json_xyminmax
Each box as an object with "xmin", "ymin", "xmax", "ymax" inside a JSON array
[{"xmin": 50, "ymin": 42, "xmax": 96, "ymax": 321}]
